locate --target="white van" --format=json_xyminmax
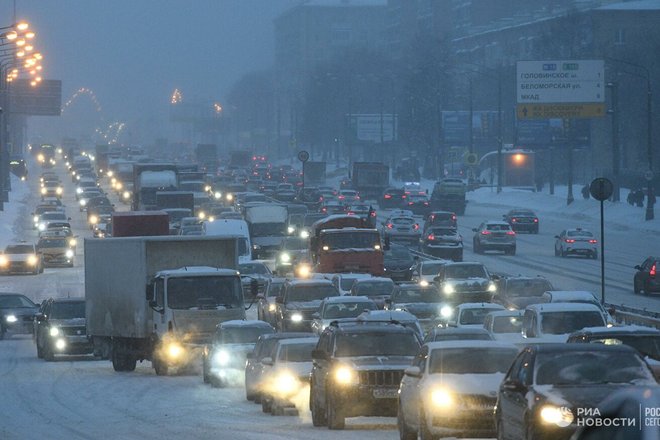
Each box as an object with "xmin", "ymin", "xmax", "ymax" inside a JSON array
[{"xmin": 203, "ymin": 219, "xmax": 252, "ymax": 263}]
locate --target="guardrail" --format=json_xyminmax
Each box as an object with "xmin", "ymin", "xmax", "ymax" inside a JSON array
[{"xmin": 606, "ymin": 303, "xmax": 660, "ymax": 330}]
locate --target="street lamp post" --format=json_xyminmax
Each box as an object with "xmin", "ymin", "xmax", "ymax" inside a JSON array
[{"xmin": 606, "ymin": 82, "xmax": 620, "ymax": 202}]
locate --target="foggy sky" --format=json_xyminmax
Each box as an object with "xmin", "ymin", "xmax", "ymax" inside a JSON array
[{"xmin": 1, "ymin": 0, "xmax": 299, "ymax": 143}]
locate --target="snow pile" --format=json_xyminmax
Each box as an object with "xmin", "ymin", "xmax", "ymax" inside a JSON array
[{"xmin": 0, "ymin": 175, "xmax": 31, "ymax": 249}]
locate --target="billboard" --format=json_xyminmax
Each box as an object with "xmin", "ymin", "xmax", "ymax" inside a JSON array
[
  {"xmin": 9, "ymin": 79, "xmax": 62, "ymax": 116},
  {"xmin": 349, "ymin": 114, "xmax": 397, "ymax": 143}
]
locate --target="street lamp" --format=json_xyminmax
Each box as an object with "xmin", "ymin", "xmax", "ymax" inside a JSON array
[{"xmin": 605, "ymin": 57, "xmax": 654, "ymax": 220}]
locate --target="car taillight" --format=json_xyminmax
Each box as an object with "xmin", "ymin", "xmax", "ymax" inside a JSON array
[
  {"xmin": 565, "ymin": 238, "xmax": 575, "ymax": 243},
  {"xmin": 427, "ymin": 234, "xmax": 435, "ymax": 241},
  {"xmin": 408, "ymin": 202, "xmax": 414, "ymax": 205},
  {"xmin": 451, "ymin": 215, "xmax": 457, "ymax": 221},
  {"xmin": 338, "ymin": 195, "xmax": 345, "ymax": 199},
  {"xmin": 589, "ymin": 239, "xmax": 597, "ymax": 244},
  {"xmin": 533, "ymin": 218, "xmax": 539, "ymax": 223},
  {"xmin": 386, "ymin": 223, "xmax": 393, "ymax": 229},
  {"xmin": 413, "ymin": 224, "xmax": 419, "ymax": 230},
  {"xmin": 347, "ymin": 212, "xmax": 354, "ymax": 216},
  {"xmin": 511, "ymin": 218, "xmax": 517, "ymax": 222},
  {"xmin": 384, "ymin": 194, "xmax": 392, "ymax": 199},
  {"xmin": 370, "ymin": 211, "xmax": 376, "ymax": 217},
  {"xmin": 481, "ymin": 230, "xmax": 491, "ymax": 235},
  {"xmin": 651, "ymin": 264, "xmax": 657, "ymax": 277},
  {"xmin": 321, "ymin": 208, "xmax": 327, "ymax": 213},
  {"xmin": 506, "ymin": 230, "xmax": 516, "ymax": 235},
  {"xmin": 402, "ymin": 195, "xmax": 407, "ymax": 199}
]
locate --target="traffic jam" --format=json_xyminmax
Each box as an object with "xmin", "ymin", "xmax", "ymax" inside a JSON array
[{"xmin": 1, "ymin": 141, "xmax": 659, "ymax": 440}]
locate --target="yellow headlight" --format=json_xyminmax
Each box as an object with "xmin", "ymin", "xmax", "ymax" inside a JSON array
[
  {"xmin": 275, "ymin": 372, "xmax": 298, "ymax": 394},
  {"xmin": 56, "ymin": 187, "xmax": 63, "ymax": 195},
  {"xmin": 40, "ymin": 187, "xmax": 47, "ymax": 195},
  {"xmin": 539, "ymin": 405, "xmax": 574, "ymax": 427},
  {"xmin": 167, "ymin": 343, "xmax": 184, "ymax": 360},
  {"xmin": 107, "ymin": 171, "xmax": 114, "ymax": 177},
  {"xmin": 89, "ymin": 215, "xmax": 98, "ymax": 225},
  {"xmin": 280, "ymin": 253, "xmax": 291, "ymax": 263},
  {"xmin": 69, "ymin": 238, "xmax": 77, "ymax": 247},
  {"xmin": 334, "ymin": 366, "xmax": 357, "ymax": 385},
  {"xmin": 122, "ymin": 191, "xmax": 131, "ymax": 200},
  {"xmin": 198, "ymin": 212, "xmax": 206, "ymax": 220},
  {"xmin": 268, "ymin": 303, "xmax": 277, "ymax": 312},
  {"xmin": 226, "ymin": 193, "xmax": 233, "ymax": 202},
  {"xmin": 0, "ymin": 256, "xmax": 8, "ymax": 266},
  {"xmin": 115, "ymin": 182, "xmax": 123, "ymax": 190},
  {"xmin": 419, "ymin": 280, "xmax": 429, "ymax": 287},
  {"xmin": 431, "ymin": 388, "xmax": 453, "ymax": 408},
  {"xmin": 443, "ymin": 284, "xmax": 455, "ymax": 295},
  {"xmin": 488, "ymin": 283, "xmax": 497, "ymax": 292},
  {"xmin": 296, "ymin": 264, "xmax": 311, "ymax": 278},
  {"xmin": 27, "ymin": 255, "xmax": 38, "ymax": 266}
]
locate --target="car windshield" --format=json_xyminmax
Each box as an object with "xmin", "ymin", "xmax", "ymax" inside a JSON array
[
  {"xmin": 320, "ymin": 231, "xmax": 380, "ymax": 250},
  {"xmin": 179, "ymin": 182, "xmax": 205, "ymax": 192},
  {"xmin": 277, "ymin": 342, "xmax": 316, "ymax": 362},
  {"xmin": 505, "ymin": 279, "xmax": 553, "ymax": 297},
  {"xmin": 50, "ymin": 301, "xmax": 85, "ymax": 319},
  {"xmin": 485, "ymin": 224, "xmax": 511, "ymax": 231},
  {"xmin": 282, "ymin": 238, "xmax": 307, "ymax": 250},
  {"xmin": 165, "ymin": 210, "xmax": 192, "ymax": 222},
  {"xmin": 288, "ymin": 285, "xmax": 338, "ymax": 302},
  {"xmin": 334, "ymin": 332, "xmax": 419, "ymax": 357},
  {"xmin": 394, "ymin": 287, "xmax": 441, "ymax": 303},
  {"xmin": 0, "ymin": 295, "xmax": 35, "ymax": 308},
  {"xmin": 535, "ymin": 350, "xmax": 655, "ymax": 385},
  {"xmin": 421, "ymin": 262, "xmax": 446, "ymax": 275},
  {"xmin": 322, "ymin": 301, "xmax": 376, "ymax": 319},
  {"xmin": 459, "ymin": 308, "xmax": 504, "ymax": 325},
  {"xmin": 238, "ymin": 263, "xmax": 271, "ymax": 275},
  {"xmin": 510, "ymin": 210, "xmax": 534, "ymax": 216},
  {"xmin": 386, "ymin": 246, "xmax": 412, "ymax": 260},
  {"xmin": 38, "ymin": 239, "xmax": 67, "ymax": 248},
  {"xmin": 392, "ymin": 217, "xmax": 414, "ymax": 225},
  {"xmin": 445, "ymin": 265, "xmax": 488, "ymax": 279},
  {"xmin": 568, "ymin": 230, "xmax": 593, "ymax": 237},
  {"xmin": 217, "ymin": 326, "xmax": 273, "ymax": 344},
  {"xmin": 492, "ymin": 315, "xmax": 524, "ymax": 333},
  {"xmin": 429, "ymin": 332, "xmax": 493, "ymax": 342},
  {"xmin": 304, "ymin": 214, "xmax": 327, "ymax": 226},
  {"xmin": 353, "ymin": 281, "xmax": 395, "ymax": 297},
  {"xmin": 429, "ymin": 348, "xmax": 518, "ymax": 374},
  {"xmin": 41, "ymin": 213, "xmax": 66, "ymax": 220},
  {"xmin": 430, "ymin": 228, "xmax": 456, "ymax": 237},
  {"xmin": 250, "ymin": 223, "xmax": 287, "ymax": 236},
  {"xmin": 540, "ymin": 311, "xmax": 605, "ymax": 335},
  {"xmin": 167, "ymin": 276, "xmax": 242, "ymax": 310},
  {"xmin": 5, "ymin": 245, "xmax": 35, "ymax": 254},
  {"xmin": 266, "ymin": 282, "xmax": 285, "ymax": 298},
  {"xmin": 588, "ymin": 336, "xmax": 660, "ymax": 361}
]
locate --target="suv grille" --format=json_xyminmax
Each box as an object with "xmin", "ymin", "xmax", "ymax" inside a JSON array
[
  {"xmin": 61, "ymin": 326, "xmax": 86, "ymax": 336},
  {"xmin": 358, "ymin": 370, "xmax": 404, "ymax": 386},
  {"xmin": 460, "ymin": 394, "xmax": 497, "ymax": 410}
]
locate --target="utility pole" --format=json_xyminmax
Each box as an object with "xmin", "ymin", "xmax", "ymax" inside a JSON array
[
  {"xmin": 607, "ymin": 82, "xmax": 620, "ymax": 202},
  {"xmin": 468, "ymin": 79, "xmax": 474, "ymax": 155}
]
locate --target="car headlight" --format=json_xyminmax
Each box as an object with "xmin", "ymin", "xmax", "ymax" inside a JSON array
[
  {"xmin": 296, "ymin": 264, "xmax": 311, "ymax": 278},
  {"xmin": 37, "ymin": 153, "xmax": 45, "ymax": 162},
  {"xmin": 50, "ymin": 327, "xmax": 60, "ymax": 337},
  {"xmin": 89, "ymin": 215, "xmax": 98, "ymax": 225},
  {"xmin": 300, "ymin": 230, "xmax": 310, "ymax": 239},
  {"xmin": 275, "ymin": 372, "xmax": 299, "ymax": 394},
  {"xmin": 27, "ymin": 255, "xmax": 38, "ymax": 266},
  {"xmin": 80, "ymin": 199, "xmax": 87, "ymax": 206},
  {"xmin": 5, "ymin": 314, "xmax": 17, "ymax": 323},
  {"xmin": 33, "ymin": 215, "xmax": 39, "ymax": 223},
  {"xmin": 76, "ymin": 187, "xmax": 83, "ymax": 194},
  {"xmin": 334, "ymin": 366, "xmax": 357, "ymax": 385},
  {"xmin": 212, "ymin": 350, "xmax": 231, "ymax": 367},
  {"xmin": 280, "ymin": 252, "xmax": 291, "ymax": 263},
  {"xmin": 198, "ymin": 212, "xmax": 206, "ymax": 220},
  {"xmin": 115, "ymin": 182, "xmax": 123, "ymax": 190},
  {"xmin": 55, "ymin": 338, "xmax": 67, "ymax": 350},
  {"xmin": 0, "ymin": 255, "xmax": 7, "ymax": 266},
  {"xmin": 268, "ymin": 303, "xmax": 277, "ymax": 312},
  {"xmin": 287, "ymin": 226, "xmax": 295, "ymax": 234},
  {"xmin": 65, "ymin": 249, "xmax": 74, "ymax": 259},
  {"xmin": 107, "ymin": 171, "xmax": 114, "ymax": 177},
  {"xmin": 290, "ymin": 313, "xmax": 303, "ymax": 322},
  {"xmin": 488, "ymin": 283, "xmax": 497, "ymax": 292},
  {"xmin": 419, "ymin": 280, "xmax": 429, "ymax": 287},
  {"xmin": 214, "ymin": 191, "xmax": 222, "ymax": 200},
  {"xmin": 69, "ymin": 238, "xmax": 77, "ymax": 247},
  {"xmin": 431, "ymin": 388, "xmax": 454, "ymax": 408},
  {"xmin": 226, "ymin": 193, "xmax": 234, "ymax": 202},
  {"xmin": 122, "ymin": 191, "xmax": 131, "ymax": 200},
  {"xmin": 539, "ymin": 405, "xmax": 574, "ymax": 427},
  {"xmin": 440, "ymin": 305, "xmax": 453, "ymax": 318},
  {"xmin": 38, "ymin": 223, "xmax": 46, "ymax": 231},
  {"xmin": 443, "ymin": 284, "xmax": 455, "ymax": 295},
  {"xmin": 40, "ymin": 187, "xmax": 47, "ymax": 195},
  {"xmin": 252, "ymin": 244, "xmax": 261, "ymax": 250},
  {"xmin": 56, "ymin": 187, "xmax": 63, "ymax": 195},
  {"xmin": 166, "ymin": 342, "xmax": 184, "ymax": 360},
  {"xmin": 208, "ymin": 216, "xmax": 215, "ymax": 222}
]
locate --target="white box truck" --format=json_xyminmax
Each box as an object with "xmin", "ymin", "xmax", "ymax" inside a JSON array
[{"xmin": 85, "ymin": 235, "xmax": 249, "ymax": 374}]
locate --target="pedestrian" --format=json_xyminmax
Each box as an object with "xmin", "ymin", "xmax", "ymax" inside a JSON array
[
  {"xmin": 635, "ymin": 189, "xmax": 645, "ymax": 208},
  {"xmin": 627, "ymin": 190, "xmax": 635, "ymax": 206},
  {"xmin": 581, "ymin": 185, "xmax": 590, "ymax": 200}
]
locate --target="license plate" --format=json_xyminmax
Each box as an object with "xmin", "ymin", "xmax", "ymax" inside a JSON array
[{"xmin": 373, "ymin": 388, "xmax": 398, "ymax": 399}]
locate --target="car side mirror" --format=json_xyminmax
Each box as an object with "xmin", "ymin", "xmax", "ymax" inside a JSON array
[
  {"xmin": 634, "ymin": 265, "xmax": 642, "ymax": 271},
  {"xmin": 404, "ymin": 366, "xmax": 422, "ymax": 378},
  {"xmin": 502, "ymin": 380, "xmax": 526, "ymax": 393},
  {"xmin": 554, "ymin": 235, "xmax": 560, "ymax": 239},
  {"xmin": 312, "ymin": 349, "xmax": 328, "ymax": 360},
  {"xmin": 35, "ymin": 312, "xmax": 45, "ymax": 322},
  {"xmin": 608, "ymin": 306, "xmax": 616, "ymax": 316},
  {"xmin": 261, "ymin": 357, "xmax": 273, "ymax": 366},
  {"xmin": 68, "ymin": 217, "xmax": 72, "ymax": 221},
  {"xmin": 472, "ymin": 228, "xmax": 478, "ymax": 232}
]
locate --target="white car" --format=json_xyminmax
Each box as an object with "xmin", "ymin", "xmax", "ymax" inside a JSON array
[
  {"xmin": 482, "ymin": 310, "xmax": 525, "ymax": 347},
  {"xmin": 397, "ymin": 340, "xmax": 519, "ymax": 439},
  {"xmin": 554, "ymin": 227, "xmax": 598, "ymax": 259},
  {"xmin": 541, "ymin": 290, "xmax": 615, "ymax": 325},
  {"xmin": 0, "ymin": 243, "xmax": 43, "ymax": 275},
  {"xmin": 445, "ymin": 302, "xmax": 506, "ymax": 329},
  {"xmin": 411, "ymin": 260, "xmax": 450, "ymax": 284},
  {"xmin": 521, "ymin": 303, "xmax": 607, "ymax": 343}
]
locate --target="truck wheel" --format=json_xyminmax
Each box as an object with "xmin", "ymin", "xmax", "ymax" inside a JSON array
[
  {"xmin": 36, "ymin": 340, "xmax": 44, "ymax": 359},
  {"xmin": 44, "ymin": 344, "xmax": 55, "ymax": 362},
  {"xmin": 261, "ymin": 396, "xmax": 272, "ymax": 413},
  {"xmin": 203, "ymin": 360, "xmax": 210, "ymax": 384},
  {"xmin": 153, "ymin": 356, "xmax": 169, "ymax": 376},
  {"xmin": 326, "ymin": 391, "xmax": 345, "ymax": 430}
]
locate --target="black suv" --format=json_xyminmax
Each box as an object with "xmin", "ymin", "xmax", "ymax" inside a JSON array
[
  {"xmin": 34, "ymin": 298, "xmax": 92, "ymax": 361},
  {"xmin": 275, "ymin": 279, "xmax": 339, "ymax": 332},
  {"xmin": 309, "ymin": 320, "xmax": 421, "ymax": 429}
]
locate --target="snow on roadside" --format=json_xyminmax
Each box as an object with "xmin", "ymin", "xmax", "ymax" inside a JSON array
[{"xmin": 0, "ymin": 175, "xmax": 31, "ymax": 249}]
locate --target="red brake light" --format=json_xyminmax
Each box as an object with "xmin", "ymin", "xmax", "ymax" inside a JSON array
[
  {"xmin": 321, "ymin": 207, "xmax": 327, "ymax": 213},
  {"xmin": 427, "ymin": 234, "xmax": 435, "ymax": 241},
  {"xmin": 533, "ymin": 218, "xmax": 539, "ymax": 223},
  {"xmin": 338, "ymin": 195, "xmax": 345, "ymax": 200},
  {"xmin": 506, "ymin": 230, "xmax": 516, "ymax": 235},
  {"xmin": 424, "ymin": 202, "xmax": 429, "ymax": 206},
  {"xmin": 413, "ymin": 224, "xmax": 419, "ymax": 230},
  {"xmin": 451, "ymin": 215, "xmax": 457, "ymax": 221},
  {"xmin": 402, "ymin": 195, "xmax": 407, "ymax": 199},
  {"xmin": 370, "ymin": 211, "xmax": 376, "ymax": 217},
  {"xmin": 386, "ymin": 223, "xmax": 393, "ymax": 229},
  {"xmin": 651, "ymin": 264, "xmax": 657, "ymax": 277},
  {"xmin": 347, "ymin": 212, "xmax": 354, "ymax": 216},
  {"xmin": 589, "ymin": 239, "xmax": 597, "ymax": 244},
  {"xmin": 565, "ymin": 238, "xmax": 575, "ymax": 243},
  {"xmin": 511, "ymin": 218, "xmax": 517, "ymax": 222},
  {"xmin": 408, "ymin": 202, "xmax": 414, "ymax": 205},
  {"xmin": 481, "ymin": 230, "xmax": 491, "ymax": 235},
  {"xmin": 384, "ymin": 194, "xmax": 392, "ymax": 199}
]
